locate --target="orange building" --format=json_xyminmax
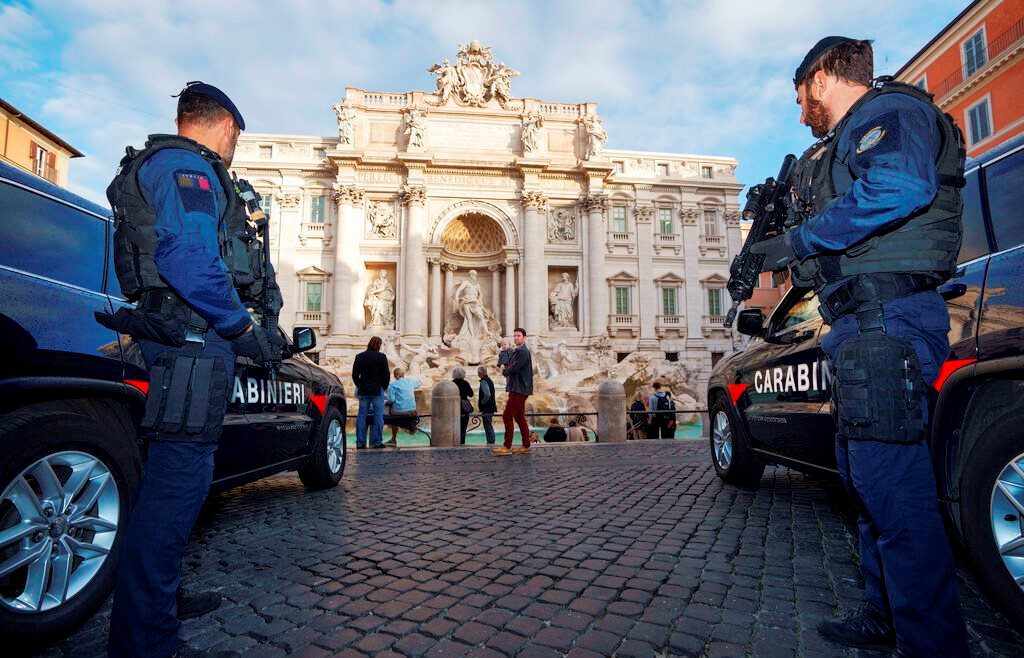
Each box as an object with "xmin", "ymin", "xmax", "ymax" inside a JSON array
[
  {"xmin": 0, "ymin": 97, "xmax": 82, "ymax": 187},
  {"xmin": 896, "ymin": 0, "xmax": 1024, "ymax": 158}
]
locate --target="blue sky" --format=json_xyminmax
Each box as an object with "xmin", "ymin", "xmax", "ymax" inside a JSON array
[{"xmin": 0, "ymin": 0, "xmax": 969, "ymax": 205}]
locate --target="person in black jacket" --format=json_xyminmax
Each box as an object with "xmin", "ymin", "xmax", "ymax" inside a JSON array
[
  {"xmin": 452, "ymin": 366, "xmax": 474, "ymax": 444},
  {"xmin": 477, "ymin": 365, "xmax": 497, "ymax": 444},
  {"xmin": 352, "ymin": 336, "xmax": 391, "ymax": 449}
]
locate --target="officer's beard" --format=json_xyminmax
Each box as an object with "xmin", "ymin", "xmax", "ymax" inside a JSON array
[{"xmin": 805, "ymin": 88, "xmax": 833, "ymax": 139}]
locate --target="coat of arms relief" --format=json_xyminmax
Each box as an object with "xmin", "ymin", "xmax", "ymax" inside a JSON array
[{"xmin": 428, "ymin": 39, "xmax": 521, "ymax": 110}]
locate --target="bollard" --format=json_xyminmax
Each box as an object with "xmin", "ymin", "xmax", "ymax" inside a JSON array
[
  {"xmin": 596, "ymin": 379, "xmax": 627, "ymax": 443},
  {"xmin": 430, "ymin": 381, "xmax": 460, "ymax": 447}
]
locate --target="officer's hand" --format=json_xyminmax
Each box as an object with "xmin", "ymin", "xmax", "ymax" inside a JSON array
[
  {"xmin": 750, "ymin": 233, "xmax": 796, "ymax": 272},
  {"xmin": 232, "ymin": 323, "xmax": 279, "ymax": 366}
]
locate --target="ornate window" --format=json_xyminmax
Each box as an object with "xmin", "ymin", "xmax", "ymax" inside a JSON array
[
  {"xmin": 662, "ymin": 288, "xmax": 677, "ymax": 316},
  {"xmin": 258, "ymin": 143, "xmax": 273, "ymax": 159},
  {"xmin": 963, "ymin": 27, "xmax": 988, "ymax": 77},
  {"xmin": 701, "ymin": 273, "xmax": 728, "ymax": 334},
  {"xmin": 258, "ymin": 191, "xmax": 272, "ymax": 217},
  {"xmin": 701, "ymin": 165, "xmax": 713, "ymax": 179},
  {"xmin": 658, "ymin": 207, "xmax": 673, "ymax": 234},
  {"xmin": 654, "ymin": 272, "xmax": 684, "ymax": 335},
  {"xmin": 606, "ymin": 271, "xmax": 639, "ymax": 336},
  {"xmin": 703, "ymin": 209, "xmax": 719, "ymax": 237},
  {"xmin": 295, "ymin": 266, "xmax": 331, "ymax": 330},
  {"xmin": 966, "ymin": 96, "xmax": 992, "ymax": 145},
  {"xmin": 656, "ymin": 162, "xmax": 669, "ymax": 177},
  {"xmin": 611, "ymin": 205, "xmax": 628, "ymax": 232},
  {"xmin": 305, "ymin": 282, "xmax": 322, "ymax": 312},
  {"xmin": 707, "ymin": 288, "xmax": 723, "ymax": 316},
  {"xmin": 310, "ymin": 195, "xmax": 326, "ymax": 224},
  {"xmin": 614, "ymin": 287, "xmax": 631, "ymax": 315}
]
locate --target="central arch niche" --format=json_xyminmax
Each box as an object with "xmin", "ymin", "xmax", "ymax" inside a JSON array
[{"xmin": 440, "ymin": 212, "xmax": 506, "ymax": 260}]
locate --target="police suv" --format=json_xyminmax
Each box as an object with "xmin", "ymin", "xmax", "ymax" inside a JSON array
[
  {"xmin": 708, "ymin": 134, "xmax": 1024, "ymax": 630},
  {"xmin": 0, "ymin": 160, "xmax": 348, "ymax": 646}
]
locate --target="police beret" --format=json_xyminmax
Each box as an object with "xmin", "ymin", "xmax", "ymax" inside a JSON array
[
  {"xmin": 175, "ymin": 81, "xmax": 246, "ymax": 131},
  {"xmin": 793, "ymin": 36, "xmax": 858, "ymax": 86}
]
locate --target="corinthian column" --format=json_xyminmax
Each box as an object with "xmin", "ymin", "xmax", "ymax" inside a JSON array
[
  {"xmin": 429, "ymin": 258, "xmax": 442, "ymax": 338},
  {"xmin": 443, "ymin": 263, "xmax": 457, "ymax": 329},
  {"xmin": 489, "ymin": 264, "xmax": 502, "ymax": 329},
  {"xmin": 584, "ymin": 194, "xmax": 609, "ymax": 338},
  {"xmin": 401, "ymin": 185, "xmax": 428, "ymax": 336},
  {"xmin": 332, "ymin": 184, "xmax": 365, "ymax": 336},
  {"xmin": 504, "ymin": 258, "xmax": 517, "ymax": 335},
  {"xmin": 521, "ymin": 191, "xmax": 547, "ymax": 335}
]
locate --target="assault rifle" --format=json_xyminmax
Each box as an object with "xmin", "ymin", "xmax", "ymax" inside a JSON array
[
  {"xmin": 723, "ymin": 154, "xmax": 798, "ymax": 328},
  {"xmin": 233, "ymin": 174, "xmax": 284, "ymax": 373}
]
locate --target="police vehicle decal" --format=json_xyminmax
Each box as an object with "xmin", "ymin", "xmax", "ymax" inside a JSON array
[
  {"xmin": 231, "ymin": 376, "xmax": 306, "ymax": 405},
  {"xmin": 752, "ymin": 360, "xmax": 832, "ymax": 394}
]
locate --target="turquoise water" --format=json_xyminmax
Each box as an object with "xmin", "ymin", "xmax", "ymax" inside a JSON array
[{"xmin": 345, "ymin": 419, "xmax": 702, "ymax": 447}]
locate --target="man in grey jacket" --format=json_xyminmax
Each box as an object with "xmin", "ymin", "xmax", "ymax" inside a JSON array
[{"xmin": 495, "ymin": 328, "xmax": 533, "ymax": 455}]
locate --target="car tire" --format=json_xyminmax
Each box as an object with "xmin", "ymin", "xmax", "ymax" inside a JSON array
[
  {"xmin": 709, "ymin": 396, "xmax": 765, "ymax": 487},
  {"xmin": 0, "ymin": 404, "xmax": 141, "ymax": 651},
  {"xmin": 961, "ymin": 413, "xmax": 1024, "ymax": 631},
  {"xmin": 298, "ymin": 406, "xmax": 346, "ymax": 490}
]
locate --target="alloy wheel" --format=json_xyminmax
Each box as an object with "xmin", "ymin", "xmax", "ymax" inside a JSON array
[
  {"xmin": 0, "ymin": 451, "xmax": 119, "ymax": 613},
  {"xmin": 990, "ymin": 449, "xmax": 1024, "ymax": 594},
  {"xmin": 712, "ymin": 410, "xmax": 733, "ymax": 470},
  {"xmin": 326, "ymin": 419, "xmax": 344, "ymax": 474}
]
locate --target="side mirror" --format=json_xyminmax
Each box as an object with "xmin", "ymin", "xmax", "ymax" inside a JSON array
[
  {"xmin": 736, "ymin": 309, "xmax": 766, "ymax": 337},
  {"xmin": 292, "ymin": 327, "xmax": 316, "ymax": 353}
]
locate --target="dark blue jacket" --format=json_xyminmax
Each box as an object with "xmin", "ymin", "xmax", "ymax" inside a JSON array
[
  {"xmin": 503, "ymin": 344, "xmax": 533, "ymax": 396},
  {"xmin": 138, "ymin": 148, "xmax": 251, "ymax": 338}
]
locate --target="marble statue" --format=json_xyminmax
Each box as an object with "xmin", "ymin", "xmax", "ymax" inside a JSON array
[
  {"xmin": 581, "ymin": 114, "xmax": 608, "ymax": 159},
  {"xmin": 453, "ymin": 270, "xmax": 488, "ymax": 339},
  {"xmin": 404, "ymin": 106, "xmax": 427, "ymax": 149},
  {"xmin": 332, "ymin": 102, "xmax": 357, "ymax": 146},
  {"xmin": 548, "ymin": 207, "xmax": 575, "ymax": 242},
  {"xmin": 522, "ymin": 112, "xmax": 543, "ymax": 153},
  {"xmin": 488, "ymin": 63, "xmax": 519, "ymax": 105},
  {"xmin": 367, "ymin": 201, "xmax": 397, "ymax": 238},
  {"xmin": 428, "ymin": 59, "xmax": 458, "ymax": 105},
  {"xmin": 549, "ymin": 273, "xmax": 579, "ymax": 329},
  {"xmin": 364, "ymin": 271, "xmax": 395, "ymax": 328}
]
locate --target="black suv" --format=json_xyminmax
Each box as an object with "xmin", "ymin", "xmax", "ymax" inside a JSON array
[
  {"xmin": 0, "ymin": 160, "xmax": 348, "ymax": 647},
  {"xmin": 708, "ymin": 133, "xmax": 1024, "ymax": 630}
]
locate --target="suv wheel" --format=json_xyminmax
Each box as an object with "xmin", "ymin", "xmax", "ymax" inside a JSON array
[
  {"xmin": 962, "ymin": 414, "xmax": 1024, "ymax": 630},
  {"xmin": 298, "ymin": 406, "xmax": 346, "ymax": 490},
  {"xmin": 709, "ymin": 396, "xmax": 765, "ymax": 487},
  {"xmin": 0, "ymin": 406, "xmax": 140, "ymax": 649}
]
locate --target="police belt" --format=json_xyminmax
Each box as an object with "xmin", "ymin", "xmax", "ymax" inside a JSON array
[
  {"xmin": 139, "ymin": 289, "xmax": 209, "ymax": 343},
  {"xmin": 817, "ymin": 273, "xmax": 936, "ymax": 326}
]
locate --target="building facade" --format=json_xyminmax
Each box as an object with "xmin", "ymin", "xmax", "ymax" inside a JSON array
[
  {"xmin": 896, "ymin": 0, "xmax": 1024, "ymax": 158},
  {"xmin": 231, "ymin": 41, "xmax": 742, "ymax": 400},
  {"xmin": 0, "ymin": 97, "xmax": 82, "ymax": 187}
]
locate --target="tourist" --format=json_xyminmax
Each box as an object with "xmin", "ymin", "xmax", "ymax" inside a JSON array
[
  {"xmin": 543, "ymin": 418, "xmax": 567, "ymax": 443},
  {"xmin": 385, "ymin": 367, "xmax": 420, "ymax": 445},
  {"xmin": 353, "ymin": 336, "xmax": 391, "ymax": 449},
  {"xmin": 497, "ymin": 337, "xmax": 513, "ymax": 369},
  {"xmin": 566, "ymin": 420, "xmax": 586, "ymax": 442},
  {"xmin": 477, "ymin": 365, "xmax": 497, "ymax": 445},
  {"xmin": 629, "ymin": 391, "xmax": 649, "ymax": 440},
  {"xmin": 495, "ymin": 327, "xmax": 533, "ymax": 456},
  {"xmin": 452, "ymin": 366, "xmax": 474, "ymax": 445},
  {"xmin": 648, "ymin": 382, "xmax": 677, "ymax": 439}
]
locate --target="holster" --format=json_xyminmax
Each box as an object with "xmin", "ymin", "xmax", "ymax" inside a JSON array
[
  {"xmin": 141, "ymin": 350, "xmax": 227, "ymax": 438},
  {"xmin": 832, "ymin": 333, "xmax": 928, "ymax": 444}
]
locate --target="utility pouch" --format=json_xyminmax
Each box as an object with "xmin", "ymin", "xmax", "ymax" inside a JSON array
[
  {"xmin": 141, "ymin": 352, "xmax": 227, "ymax": 437},
  {"xmin": 95, "ymin": 307, "xmax": 186, "ymax": 347},
  {"xmin": 833, "ymin": 334, "xmax": 927, "ymax": 444}
]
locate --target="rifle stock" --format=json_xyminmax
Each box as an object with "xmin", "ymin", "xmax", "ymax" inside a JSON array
[{"xmin": 723, "ymin": 154, "xmax": 797, "ymax": 327}]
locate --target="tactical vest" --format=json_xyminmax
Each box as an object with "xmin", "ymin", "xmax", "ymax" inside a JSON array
[
  {"xmin": 790, "ymin": 80, "xmax": 965, "ymax": 291},
  {"xmin": 106, "ymin": 134, "xmax": 265, "ymax": 304}
]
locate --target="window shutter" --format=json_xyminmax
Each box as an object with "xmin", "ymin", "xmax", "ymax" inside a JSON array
[
  {"xmin": 47, "ymin": 152, "xmax": 57, "ymax": 169},
  {"xmin": 30, "ymin": 140, "xmax": 38, "ymax": 160}
]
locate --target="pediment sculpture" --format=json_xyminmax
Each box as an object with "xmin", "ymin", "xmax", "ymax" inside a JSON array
[{"xmin": 428, "ymin": 39, "xmax": 520, "ymax": 109}]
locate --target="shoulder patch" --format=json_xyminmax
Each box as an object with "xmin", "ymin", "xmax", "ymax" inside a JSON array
[
  {"xmin": 857, "ymin": 126, "xmax": 886, "ymax": 153},
  {"xmin": 173, "ymin": 169, "xmax": 215, "ymax": 215}
]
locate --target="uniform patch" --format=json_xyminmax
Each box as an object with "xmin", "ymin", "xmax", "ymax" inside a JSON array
[
  {"xmin": 857, "ymin": 126, "xmax": 886, "ymax": 153},
  {"xmin": 173, "ymin": 169, "xmax": 215, "ymax": 215}
]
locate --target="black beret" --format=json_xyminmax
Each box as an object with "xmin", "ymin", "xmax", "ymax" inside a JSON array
[
  {"xmin": 793, "ymin": 36, "xmax": 858, "ymax": 86},
  {"xmin": 175, "ymin": 81, "xmax": 246, "ymax": 131}
]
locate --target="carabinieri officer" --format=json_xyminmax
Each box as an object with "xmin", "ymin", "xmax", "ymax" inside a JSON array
[
  {"xmin": 751, "ymin": 37, "xmax": 970, "ymax": 657},
  {"xmin": 103, "ymin": 82, "xmax": 280, "ymax": 658}
]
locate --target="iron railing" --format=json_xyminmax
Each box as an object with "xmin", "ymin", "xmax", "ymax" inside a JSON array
[{"xmin": 932, "ymin": 18, "xmax": 1024, "ymax": 99}]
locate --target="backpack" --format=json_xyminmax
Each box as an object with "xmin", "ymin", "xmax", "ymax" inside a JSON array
[
  {"xmin": 656, "ymin": 394, "xmax": 671, "ymax": 413},
  {"xmin": 658, "ymin": 394, "xmax": 677, "ymax": 429}
]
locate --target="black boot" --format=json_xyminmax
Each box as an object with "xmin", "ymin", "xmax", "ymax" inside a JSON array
[
  {"xmin": 176, "ymin": 588, "xmax": 222, "ymax": 620},
  {"xmin": 817, "ymin": 604, "xmax": 896, "ymax": 651}
]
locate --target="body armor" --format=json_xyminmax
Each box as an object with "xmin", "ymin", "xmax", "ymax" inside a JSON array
[{"xmin": 790, "ymin": 80, "xmax": 965, "ymax": 295}]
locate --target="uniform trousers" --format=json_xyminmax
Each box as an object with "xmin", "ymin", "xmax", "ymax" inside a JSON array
[
  {"xmin": 108, "ymin": 332, "xmax": 235, "ymax": 658},
  {"xmin": 822, "ymin": 290, "xmax": 968, "ymax": 658}
]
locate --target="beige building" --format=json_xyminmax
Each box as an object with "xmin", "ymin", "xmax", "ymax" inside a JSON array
[
  {"xmin": 0, "ymin": 97, "xmax": 82, "ymax": 187},
  {"xmin": 231, "ymin": 41, "xmax": 743, "ymax": 399}
]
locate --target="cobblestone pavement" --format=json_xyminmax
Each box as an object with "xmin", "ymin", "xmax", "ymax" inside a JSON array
[{"xmin": 43, "ymin": 440, "xmax": 1024, "ymax": 657}]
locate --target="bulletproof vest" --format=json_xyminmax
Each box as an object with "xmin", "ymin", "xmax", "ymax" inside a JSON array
[
  {"xmin": 790, "ymin": 80, "xmax": 965, "ymax": 290},
  {"xmin": 106, "ymin": 134, "xmax": 265, "ymax": 304}
]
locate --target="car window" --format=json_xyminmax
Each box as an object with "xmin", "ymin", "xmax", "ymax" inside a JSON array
[
  {"xmin": 105, "ymin": 223, "xmax": 125, "ymax": 298},
  {"xmin": 985, "ymin": 149, "xmax": 1024, "ymax": 252},
  {"xmin": 958, "ymin": 169, "xmax": 991, "ymax": 263},
  {"xmin": 0, "ymin": 180, "xmax": 105, "ymax": 291},
  {"xmin": 771, "ymin": 289, "xmax": 820, "ymax": 333}
]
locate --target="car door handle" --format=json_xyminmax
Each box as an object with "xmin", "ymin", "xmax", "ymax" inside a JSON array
[{"xmin": 938, "ymin": 283, "xmax": 967, "ymax": 301}]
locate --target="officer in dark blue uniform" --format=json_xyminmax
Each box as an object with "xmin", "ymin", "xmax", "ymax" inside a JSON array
[
  {"xmin": 751, "ymin": 38, "xmax": 970, "ymax": 657},
  {"xmin": 105, "ymin": 83, "xmax": 278, "ymax": 658}
]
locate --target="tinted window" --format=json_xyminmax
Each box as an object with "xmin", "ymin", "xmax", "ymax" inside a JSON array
[
  {"xmin": 958, "ymin": 170, "xmax": 990, "ymax": 263},
  {"xmin": 771, "ymin": 289, "xmax": 820, "ymax": 333},
  {"xmin": 986, "ymin": 149, "xmax": 1024, "ymax": 252},
  {"xmin": 0, "ymin": 181, "xmax": 105, "ymax": 290}
]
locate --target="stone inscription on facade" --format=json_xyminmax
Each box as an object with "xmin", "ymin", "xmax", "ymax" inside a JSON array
[
  {"xmin": 358, "ymin": 171, "xmax": 402, "ymax": 184},
  {"xmin": 429, "ymin": 120, "xmax": 516, "ymax": 150},
  {"xmin": 426, "ymin": 172, "xmax": 517, "ymax": 188}
]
